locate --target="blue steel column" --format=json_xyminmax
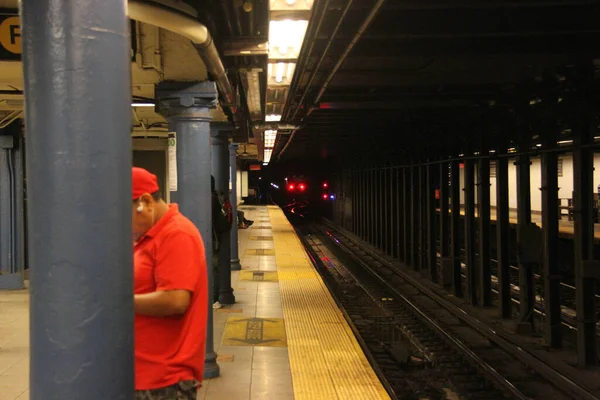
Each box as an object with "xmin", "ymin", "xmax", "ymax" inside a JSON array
[
  {"xmin": 516, "ymin": 152, "xmax": 535, "ymax": 327},
  {"xmin": 229, "ymin": 143, "xmax": 241, "ymax": 271},
  {"xmin": 573, "ymin": 114, "xmax": 598, "ymax": 366},
  {"xmin": 477, "ymin": 156, "xmax": 492, "ymax": 306},
  {"xmin": 403, "ymin": 167, "xmax": 410, "ymax": 264},
  {"xmin": 411, "ymin": 164, "xmax": 419, "ymax": 269},
  {"xmin": 464, "ymin": 159, "xmax": 477, "ymax": 305},
  {"xmin": 211, "ymin": 123, "xmax": 235, "ymax": 305},
  {"xmin": 21, "ymin": 0, "xmax": 133, "ymax": 396},
  {"xmin": 426, "ymin": 163, "xmax": 437, "ymax": 282},
  {"xmin": 0, "ymin": 122, "xmax": 25, "ymax": 290},
  {"xmin": 496, "ymin": 154, "xmax": 511, "ymax": 317},
  {"xmin": 156, "ymin": 81, "xmax": 220, "ymax": 379},
  {"xmin": 450, "ymin": 161, "xmax": 463, "ymax": 297}
]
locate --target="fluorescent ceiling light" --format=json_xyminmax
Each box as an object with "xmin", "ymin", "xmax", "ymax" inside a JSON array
[
  {"xmin": 270, "ymin": 0, "xmax": 313, "ymax": 10},
  {"xmin": 558, "ymin": 140, "xmax": 573, "ymax": 145},
  {"xmin": 266, "ymin": 114, "xmax": 282, "ymax": 122},
  {"xmin": 268, "ymin": 20, "xmax": 308, "ymax": 60},
  {"xmin": 264, "ymin": 129, "xmax": 277, "ymax": 148},
  {"xmin": 132, "ymin": 103, "xmax": 155, "ymax": 107},
  {"xmin": 264, "ymin": 148, "xmax": 273, "ymax": 163},
  {"xmin": 267, "ymin": 62, "xmax": 296, "ymax": 86}
]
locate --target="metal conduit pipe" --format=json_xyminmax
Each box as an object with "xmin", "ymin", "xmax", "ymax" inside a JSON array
[
  {"xmin": 312, "ymin": 0, "xmax": 386, "ymax": 106},
  {"xmin": 277, "ymin": 0, "xmax": 387, "ymax": 161},
  {"xmin": 288, "ymin": 0, "xmax": 353, "ymax": 122},
  {"xmin": 128, "ymin": 0, "xmax": 236, "ymax": 111},
  {"xmin": 283, "ymin": 0, "xmax": 332, "ymax": 120}
]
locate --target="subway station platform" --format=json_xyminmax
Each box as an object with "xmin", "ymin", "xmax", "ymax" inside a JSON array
[{"xmin": 0, "ymin": 206, "xmax": 389, "ymax": 400}]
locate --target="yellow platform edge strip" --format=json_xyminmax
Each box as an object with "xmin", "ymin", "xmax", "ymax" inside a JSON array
[{"xmin": 269, "ymin": 208, "xmax": 391, "ymax": 400}]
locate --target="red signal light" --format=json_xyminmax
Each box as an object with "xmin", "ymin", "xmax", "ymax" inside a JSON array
[
  {"xmin": 298, "ymin": 183, "xmax": 306, "ymax": 191},
  {"xmin": 323, "ymin": 182, "xmax": 328, "ymax": 188},
  {"xmin": 322, "ymin": 193, "xmax": 328, "ymax": 200},
  {"xmin": 288, "ymin": 184, "xmax": 295, "ymax": 191}
]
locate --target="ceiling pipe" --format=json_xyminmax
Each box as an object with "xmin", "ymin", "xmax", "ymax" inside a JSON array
[
  {"xmin": 287, "ymin": 0, "xmax": 353, "ymax": 122},
  {"xmin": 277, "ymin": 0, "xmax": 387, "ymax": 162},
  {"xmin": 282, "ymin": 0, "xmax": 331, "ymax": 120},
  {"xmin": 253, "ymin": 123, "xmax": 301, "ymax": 131},
  {"xmin": 128, "ymin": 0, "xmax": 236, "ymax": 112},
  {"xmin": 311, "ymin": 0, "xmax": 387, "ymax": 108}
]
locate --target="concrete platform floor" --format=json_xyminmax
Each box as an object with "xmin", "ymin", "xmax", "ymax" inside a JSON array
[{"xmin": 0, "ymin": 207, "xmax": 294, "ymax": 400}]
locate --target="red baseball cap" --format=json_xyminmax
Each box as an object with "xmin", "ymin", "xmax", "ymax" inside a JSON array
[{"xmin": 132, "ymin": 167, "xmax": 159, "ymax": 200}]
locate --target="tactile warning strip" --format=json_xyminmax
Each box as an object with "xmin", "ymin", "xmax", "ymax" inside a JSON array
[
  {"xmin": 268, "ymin": 208, "xmax": 390, "ymax": 400},
  {"xmin": 249, "ymin": 236, "xmax": 273, "ymax": 241},
  {"xmin": 245, "ymin": 249, "xmax": 276, "ymax": 256},
  {"xmin": 239, "ymin": 270, "xmax": 278, "ymax": 282}
]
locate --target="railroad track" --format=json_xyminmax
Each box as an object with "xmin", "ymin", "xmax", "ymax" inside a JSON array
[{"xmin": 293, "ymin": 216, "xmax": 599, "ymax": 400}]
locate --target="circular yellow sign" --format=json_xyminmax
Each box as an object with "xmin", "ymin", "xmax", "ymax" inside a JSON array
[{"xmin": 0, "ymin": 17, "xmax": 21, "ymax": 54}]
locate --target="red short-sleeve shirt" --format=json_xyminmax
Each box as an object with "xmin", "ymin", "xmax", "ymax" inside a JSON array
[{"xmin": 133, "ymin": 204, "xmax": 208, "ymax": 390}]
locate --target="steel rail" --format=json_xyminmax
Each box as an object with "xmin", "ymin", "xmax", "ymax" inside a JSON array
[{"xmin": 321, "ymin": 218, "xmax": 600, "ymax": 400}]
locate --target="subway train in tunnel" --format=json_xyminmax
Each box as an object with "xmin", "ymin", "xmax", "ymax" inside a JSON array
[{"xmin": 265, "ymin": 174, "xmax": 336, "ymax": 220}]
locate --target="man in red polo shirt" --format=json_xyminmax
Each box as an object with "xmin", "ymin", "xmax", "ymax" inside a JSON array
[{"xmin": 131, "ymin": 167, "xmax": 208, "ymax": 399}]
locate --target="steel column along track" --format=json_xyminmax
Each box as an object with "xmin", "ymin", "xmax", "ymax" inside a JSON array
[
  {"xmin": 267, "ymin": 207, "xmax": 390, "ymax": 400},
  {"xmin": 317, "ymin": 218, "xmax": 599, "ymax": 400}
]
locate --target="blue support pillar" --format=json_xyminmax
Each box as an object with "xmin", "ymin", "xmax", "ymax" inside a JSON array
[
  {"xmin": 156, "ymin": 81, "xmax": 220, "ymax": 379},
  {"xmin": 21, "ymin": 0, "xmax": 133, "ymax": 396},
  {"xmin": 211, "ymin": 123, "xmax": 235, "ymax": 305},
  {"xmin": 229, "ymin": 143, "xmax": 241, "ymax": 271},
  {"xmin": 0, "ymin": 122, "xmax": 25, "ymax": 290}
]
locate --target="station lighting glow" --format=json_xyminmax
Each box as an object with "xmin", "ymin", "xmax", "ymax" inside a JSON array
[
  {"xmin": 132, "ymin": 103, "xmax": 155, "ymax": 107},
  {"xmin": 268, "ymin": 20, "xmax": 308, "ymax": 60},
  {"xmin": 263, "ymin": 148, "xmax": 273, "ymax": 163},
  {"xmin": 266, "ymin": 114, "xmax": 282, "ymax": 122},
  {"xmin": 264, "ymin": 1, "xmax": 313, "ymax": 163},
  {"xmin": 264, "ymin": 129, "xmax": 277, "ymax": 148},
  {"xmin": 270, "ymin": 0, "xmax": 313, "ymax": 10},
  {"xmin": 267, "ymin": 62, "xmax": 296, "ymax": 86}
]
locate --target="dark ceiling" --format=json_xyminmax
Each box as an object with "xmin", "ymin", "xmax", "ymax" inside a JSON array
[
  {"xmin": 188, "ymin": 0, "xmax": 600, "ymax": 166},
  {"xmin": 273, "ymin": 0, "xmax": 600, "ymax": 164}
]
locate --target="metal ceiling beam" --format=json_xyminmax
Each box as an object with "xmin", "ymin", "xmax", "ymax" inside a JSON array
[
  {"xmin": 286, "ymin": 0, "xmax": 355, "ymax": 122},
  {"xmin": 343, "ymin": 34, "xmax": 600, "ymax": 56},
  {"xmin": 278, "ymin": 0, "xmax": 387, "ymax": 162},
  {"xmin": 221, "ymin": 37, "xmax": 268, "ymax": 56},
  {"xmin": 325, "ymin": 0, "xmax": 597, "ymax": 10}
]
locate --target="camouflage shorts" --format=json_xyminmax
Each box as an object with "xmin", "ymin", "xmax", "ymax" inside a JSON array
[{"xmin": 135, "ymin": 380, "xmax": 198, "ymax": 400}]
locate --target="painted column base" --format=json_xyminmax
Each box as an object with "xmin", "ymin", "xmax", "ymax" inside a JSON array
[{"xmin": 0, "ymin": 273, "xmax": 25, "ymax": 290}]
